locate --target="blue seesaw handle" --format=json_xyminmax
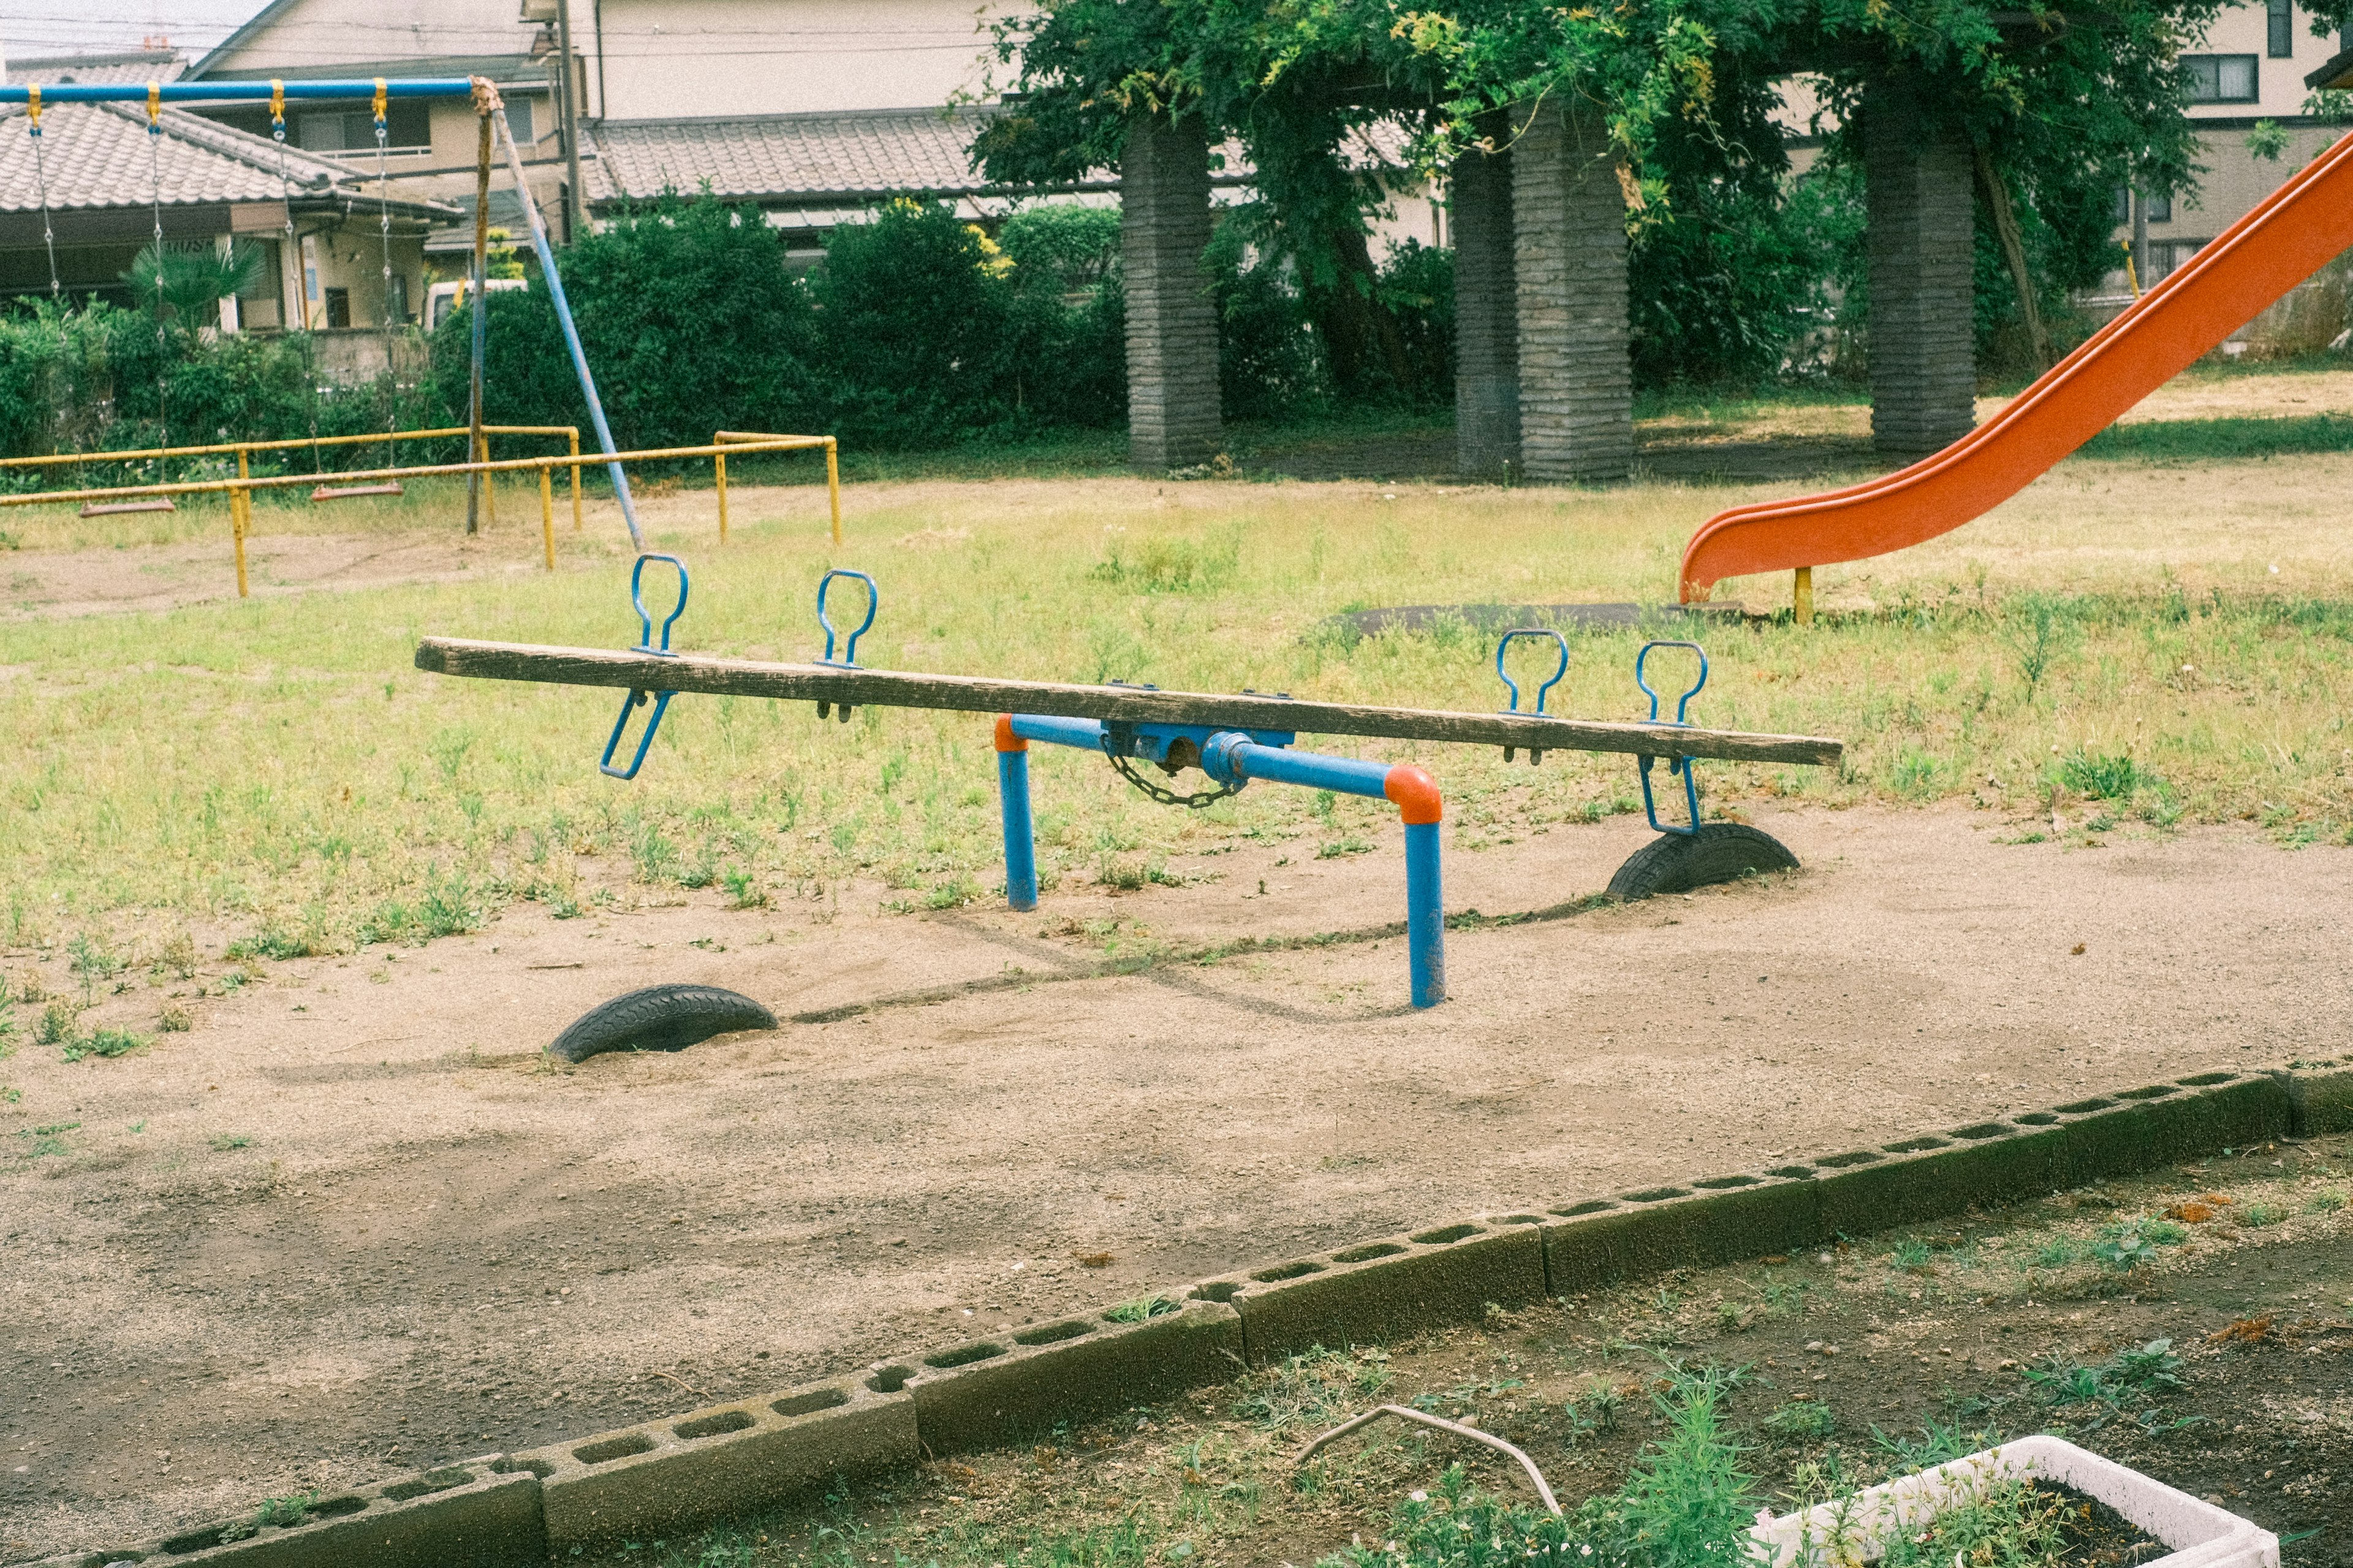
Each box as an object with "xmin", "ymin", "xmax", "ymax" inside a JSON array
[
  {"xmin": 629, "ymin": 553, "xmax": 689, "ymax": 653},
  {"xmin": 1634, "ymin": 639, "xmax": 1707, "ymax": 835},
  {"xmin": 1494, "ymin": 627, "xmax": 1570, "ymax": 715},
  {"xmin": 817, "ymin": 569, "xmax": 878, "ymax": 667},
  {"xmin": 1635, "ymin": 639, "xmax": 1708, "ymax": 725},
  {"xmin": 600, "ymin": 553, "xmax": 689, "ymax": 780}
]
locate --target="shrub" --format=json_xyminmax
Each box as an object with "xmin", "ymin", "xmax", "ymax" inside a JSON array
[{"xmin": 431, "ymin": 192, "xmax": 821, "ymax": 450}]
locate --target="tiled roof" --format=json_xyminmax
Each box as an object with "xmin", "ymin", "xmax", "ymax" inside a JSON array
[
  {"xmin": 7, "ymin": 50, "xmax": 189, "ymax": 86},
  {"xmin": 584, "ymin": 107, "xmax": 1119, "ymax": 207},
  {"xmin": 0, "ymin": 100, "xmax": 457, "ymax": 215},
  {"xmin": 581, "ymin": 108, "xmax": 1415, "ymax": 211}
]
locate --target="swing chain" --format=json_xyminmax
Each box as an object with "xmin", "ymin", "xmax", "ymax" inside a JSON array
[
  {"xmin": 26, "ymin": 86, "xmax": 60, "ymax": 300},
  {"xmin": 145, "ymin": 80, "xmax": 170, "ymax": 452},
  {"xmin": 374, "ymin": 78, "xmax": 399, "ymax": 467},
  {"xmin": 271, "ymin": 80, "xmax": 325, "ymax": 472}
]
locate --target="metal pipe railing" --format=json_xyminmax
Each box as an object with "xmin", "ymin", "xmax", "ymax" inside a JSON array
[
  {"xmin": 0, "ymin": 425, "xmax": 578, "ymax": 472},
  {"xmin": 2, "ymin": 433, "xmax": 839, "ymax": 597},
  {"xmin": 0, "ymin": 79, "xmax": 478, "ymax": 105},
  {"xmin": 713, "ymin": 433, "xmax": 839, "ymax": 545}
]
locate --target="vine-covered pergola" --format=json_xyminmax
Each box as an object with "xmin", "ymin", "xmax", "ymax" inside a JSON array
[{"xmin": 977, "ymin": 0, "xmax": 2328, "ymax": 480}]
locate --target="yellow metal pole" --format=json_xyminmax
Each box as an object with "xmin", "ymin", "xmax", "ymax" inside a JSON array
[
  {"xmin": 715, "ymin": 449, "xmax": 729, "ymax": 545},
  {"xmin": 233, "ymin": 448, "xmax": 251, "ymax": 599},
  {"xmin": 569, "ymin": 428, "xmax": 583, "ymax": 531},
  {"xmin": 1794, "ymin": 566, "xmax": 1814, "ymax": 627},
  {"xmin": 825, "ymin": 437, "xmax": 841, "ymax": 545},
  {"xmin": 480, "ymin": 431, "xmax": 496, "ymax": 528},
  {"xmin": 540, "ymin": 464, "xmax": 555, "ymax": 570}
]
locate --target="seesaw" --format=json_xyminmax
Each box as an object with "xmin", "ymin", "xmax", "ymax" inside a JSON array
[{"xmin": 415, "ymin": 565, "xmax": 1844, "ymax": 1007}]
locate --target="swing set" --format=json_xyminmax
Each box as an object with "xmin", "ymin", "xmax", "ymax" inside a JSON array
[{"xmin": 0, "ymin": 75, "xmax": 841, "ymax": 590}]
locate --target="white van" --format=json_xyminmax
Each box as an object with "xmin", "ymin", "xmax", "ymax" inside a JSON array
[{"xmin": 425, "ymin": 277, "xmax": 529, "ymax": 330}]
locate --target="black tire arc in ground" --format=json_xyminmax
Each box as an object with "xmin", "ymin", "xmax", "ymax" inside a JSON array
[
  {"xmin": 1605, "ymin": 822, "xmax": 1800, "ymax": 901},
  {"xmin": 547, "ymin": 984, "xmax": 780, "ymax": 1062}
]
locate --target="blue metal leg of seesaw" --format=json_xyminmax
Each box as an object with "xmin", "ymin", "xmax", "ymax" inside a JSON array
[
  {"xmin": 991, "ymin": 713, "xmax": 1447, "ymax": 1008},
  {"xmin": 993, "ymin": 716, "xmax": 1039, "ymax": 912}
]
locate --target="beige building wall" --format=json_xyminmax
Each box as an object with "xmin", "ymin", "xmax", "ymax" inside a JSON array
[
  {"xmin": 585, "ymin": 0, "xmax": 1007, "ymax": 118},
  {"xmin": 203, "ymin": 0, "xmax": 540, "ymax": 78},
  {"xmin": 2120, "ymin": 0, "xmax": 2352, "ymax": 289}
]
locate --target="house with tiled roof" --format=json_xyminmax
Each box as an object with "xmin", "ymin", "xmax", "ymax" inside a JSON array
[
  {"xmin": 0, "ymin": 51, "xmax": 458, "ymax": 331},
  {"xmin": 179, "ymin": 0, "xmax": 577, "ymax": 257}
]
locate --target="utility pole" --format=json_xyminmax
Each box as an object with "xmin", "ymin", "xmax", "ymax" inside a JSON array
[{"xmin": 555, "ymin": 0, "xmax": 586, "ymax": 243}]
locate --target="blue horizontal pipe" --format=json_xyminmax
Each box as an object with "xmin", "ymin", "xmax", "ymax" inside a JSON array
[
  {"xmin": 1009, "ymin": 714, "xmax": 1109, "ymax": 751},
  {"xmin": 1200, "ymin": 735, "xmax": 1390, "ymax": 800},
  {"xmin": 1, "ymin": 79, "xmax": 479, "ymax": 105}
]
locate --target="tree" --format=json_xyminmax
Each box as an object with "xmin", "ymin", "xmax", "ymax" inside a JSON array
[
  {"xmin": 973, "ymin": 0, "xmax": 2353, "ymax": 386},
  {"xmin": 122, "ymin": 241, "xmax": 264, "ymax": 327}
]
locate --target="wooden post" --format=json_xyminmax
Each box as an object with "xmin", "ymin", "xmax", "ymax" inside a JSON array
[
  {"xmin": 715, "ymin": 449, "xmax": 728, "ymax": 544},
  {"xmin": 233, "ymin": 447, "xmax": 251, "ymax": 599},
  {"xmin": 540, "ymin": 464, "xmax": 555, "ymax": 570},
  {"xmin": 465, "ymin": 104, "xmax": 492, "ymax": 536},
  {"xmin": 825, "ymin": 437, "xmax": 841, "ymax": 545},
  {"xmin": 1794, "ymin": 566, "xmax": 1813, "ymax": 626}
]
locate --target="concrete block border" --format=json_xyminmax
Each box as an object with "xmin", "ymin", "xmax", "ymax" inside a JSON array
[
  {"xmin": 519, "ymin": 1371, "xmax": 914, "ymax": 1551},
  {"xmin": 32, "ymin": 1058, "xmax": 2342, "ymax": 1568},
  {"xmin": 31, "ymin": 1456, "xmax": 542, "ymax": 1568}
]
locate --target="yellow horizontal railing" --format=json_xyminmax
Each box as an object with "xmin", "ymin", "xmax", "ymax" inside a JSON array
[
  {"xmin": 2, "ymin": 425, "xmax": 589, "ymax": 546},
  {"xmin": 711, "ymin": 431, "xmax": 841, "ymax": 548},
  {"xmin": 2, "ymin": 432, "xmax": 841, "ymax": 597},
  {"xmin": 0, "ymin": 425, "xmax": 580, "ymax": 472}
]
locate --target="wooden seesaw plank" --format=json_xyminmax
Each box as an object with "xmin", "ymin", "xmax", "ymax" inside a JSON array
[{"xmin": 414, "ymin": 637, "xmax": 1845, "ymax": 767}]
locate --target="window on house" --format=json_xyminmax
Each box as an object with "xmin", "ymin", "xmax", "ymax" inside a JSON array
[
  {"xmin": 507, "ymin": 97, "xmax": 536, "ymax": 145},
  {"xmin": 2113, "ymin": 186, "xmax": 2131, "ymax": 224},
  {"xmin": 296, "ymin": 100, "xmax": 431, "ymax": 153},
  {"xmin": 2147, "ymin": 192, "xmax": 2173, "ymax": 222},
  {"xmin": 324, "ymin": 287, "xmax": 351, "ymax": 328},
  {"xmin": 2269, "ymin": 0, "xmax": 2293, "ymax": 58},
  {"xmin": 2183, "ymin": 54, "xmax": 2260, "ymax": 102}
]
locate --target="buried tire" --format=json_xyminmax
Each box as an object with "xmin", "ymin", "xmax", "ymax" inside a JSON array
[
  {"xmin": 1605, "ymin": 822, "xmax": 1799, "ymax": 902},
  {"xmin": 547, "ymin": 983, "xmax": 779, "ymax": 1063}
]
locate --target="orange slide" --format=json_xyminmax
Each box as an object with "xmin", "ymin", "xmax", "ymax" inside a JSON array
[{"xmin": 1679, "ymin": 126, "xmax": 2353, "ymax": 603}]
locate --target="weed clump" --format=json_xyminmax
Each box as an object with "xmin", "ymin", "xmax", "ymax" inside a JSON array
[
  {"xmin": 61, "ymin": 1028, "xmax": 146, "ymax": 1062},
  {"xmin": 1234, "ymin": 1347, "xmax": 1392, "ymax": 1431}
]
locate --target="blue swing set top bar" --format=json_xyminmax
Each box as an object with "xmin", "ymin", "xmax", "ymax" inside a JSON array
[{"xmin": 0, "ymin": 79, "xmax": 480, "ymax": 105}]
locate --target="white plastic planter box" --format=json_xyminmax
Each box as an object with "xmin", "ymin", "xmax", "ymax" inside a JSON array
[{"xmin": 1749, "ymin": 1434, "xmax": 2278, "ymax": 1568}]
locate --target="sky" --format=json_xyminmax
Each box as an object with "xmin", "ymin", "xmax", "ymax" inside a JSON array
[{"xmin": 4, "ymin": 0, "xmax": 260, "ymax": 62}]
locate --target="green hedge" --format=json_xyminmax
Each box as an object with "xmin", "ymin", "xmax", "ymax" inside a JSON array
[
  {"xmin": 0, "ymin": 304, "xmax": 438, "ymax": 477},
  {"xmin": 434, "ymin": 195, "xmax": 1132, "ymax": 452}
]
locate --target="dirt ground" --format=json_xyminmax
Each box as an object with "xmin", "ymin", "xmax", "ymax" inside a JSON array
[
  {"xmin": 6, "ymin": 804, "xmax": 2352, "ymax": 1559},
  {"xmin": 698, "ymin": 1138, "xmax": 2352, "ymax": 1568}
]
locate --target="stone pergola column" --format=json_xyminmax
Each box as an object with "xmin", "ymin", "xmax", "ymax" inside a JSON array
[
  {"xmin": 1863, "ymin": 96, "xmax": 1976, "ymax": 461},
  {"xmin": 1451, "ymin": 115, "xmax": 1519, "ymax": 479},
  {"xmin": 1510, "ymin": 104, "xmax": 1632, "ymax": 483},
  {"xmin": 1121, "ymin": 113, "xmax": 1222, "ymax": 470}
]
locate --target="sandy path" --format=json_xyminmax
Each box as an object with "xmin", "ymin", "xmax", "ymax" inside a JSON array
[{"xmin": 3, "ymin": 804, "xmax": 2348, "ymax": 1558}]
